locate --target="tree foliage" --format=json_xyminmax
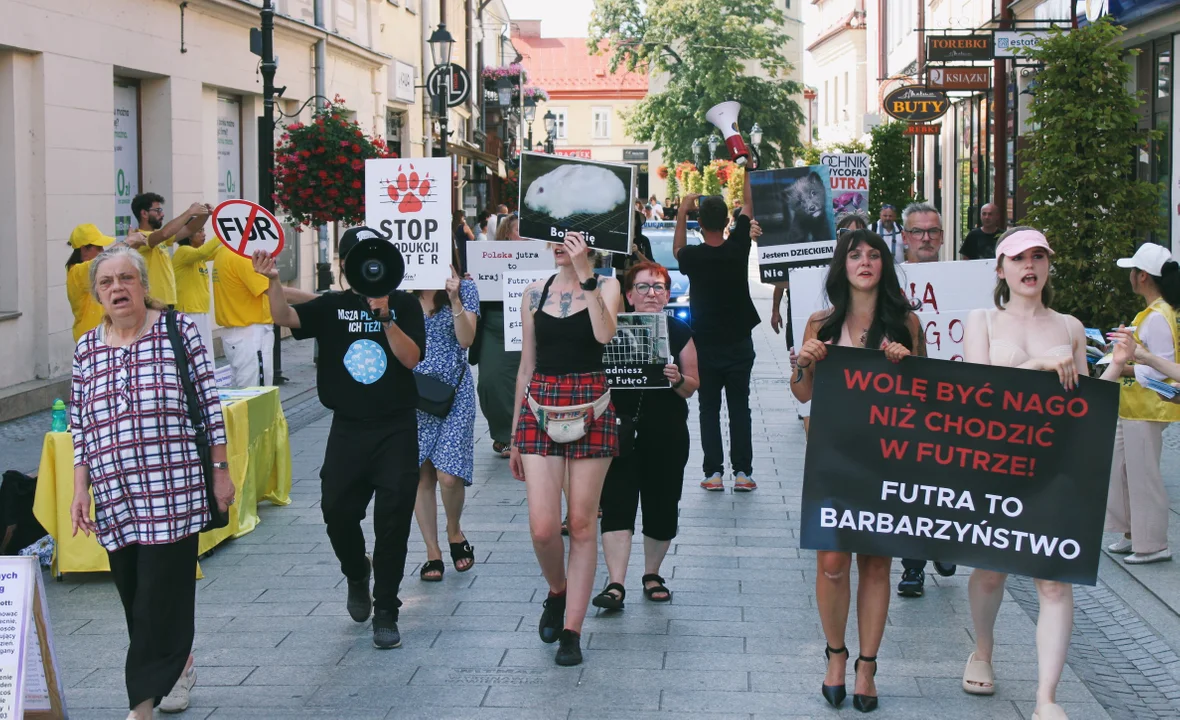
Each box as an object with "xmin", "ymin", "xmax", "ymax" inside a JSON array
[
  {"xmin": 868, "ymin": 122, "xmax": 914, "ymax": 220},
  {"xmin": 666, "ymin": 174, "xmax": 679, "ymax": 200},
  {"xmin": 1020, "ymin": 18, "xmax": 1163, "ymax": 329},
  {"xmin": 589, "ymin": 0, "xmax": 804, "ymax": 169},
  {"xmin": 703, "ymin": 165, "xmax": 722, "ymax": 197},
  {"xmin": 726, "ymin": 168, "xmax": 744, "ymax": 209}
]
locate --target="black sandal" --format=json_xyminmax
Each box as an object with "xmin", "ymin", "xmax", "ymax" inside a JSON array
[
  {"xmin": 641, "ymin": 573, "xmax": 671, "ymax": 602},
  {"xmin": 449, "ymin": 539, "xmax": 475, "ymax": 572},
  {"xmin": 419, "ymin": 559, "xmax": 444, "ymax": 582},
  {"xmin": 592, "ymin": 582, "xmax": 626, "ymax": 611}
]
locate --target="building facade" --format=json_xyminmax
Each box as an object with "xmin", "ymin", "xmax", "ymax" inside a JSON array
[
  {"xmin": 509, "ymin": 21, "xmax": 655, "ymax": 200},
  {"xmin": 0, "ymin": 0, "xmax": 512, "ymax": 412}
]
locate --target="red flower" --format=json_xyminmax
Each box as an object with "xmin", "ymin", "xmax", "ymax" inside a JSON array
[
  {"xmin": 351, "ymin": 160, "xmax": 364, "ymax": 171},
  {"xmin": 327, "ymin": 189, "xmax": 340, "ymax": 198},
  {"xmin": 316, "ymin": 147, "xmax": 326, "ymax": 154},
  {"xmin": 298, "ymin": 165, "xmax": 307, "ymax": 172},
  {"xmin": 351, "ymin": 180, "xmax": 362, "ymax": 189},
  {"xmin": 336, "ymin": 155, "xmax": 348, "ymax": 164},
  {"xmin": 352, "ymin": 144, "xmax": 361, "ymax": 153},
  {"xmin": 340, "ymin": 140, "xmax": 351, "ymax": 147},
  {"xmin": 344, "ymin": 197, "xmax": 357, "ymax": 206},
  {"xmin": 318, "ymin": 170, "xmax": 328, "ymax": 179}
]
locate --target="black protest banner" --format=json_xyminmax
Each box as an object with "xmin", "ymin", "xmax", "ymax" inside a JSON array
[{"xmin": 800, "ymin": 345, "xmax": 1119, "ymax": 585}]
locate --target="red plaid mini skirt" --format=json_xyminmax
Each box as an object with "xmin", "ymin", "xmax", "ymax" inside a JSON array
[{"xmin": 514, "ymin": 371, "xmax": 618, "ymax": 459}]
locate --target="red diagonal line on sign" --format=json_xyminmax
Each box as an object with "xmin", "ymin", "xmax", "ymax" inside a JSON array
[{"xmin": 237, "ymin": 204, "xmax": 260, "ymax": 255}]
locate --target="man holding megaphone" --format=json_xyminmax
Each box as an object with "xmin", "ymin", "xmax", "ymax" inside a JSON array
[{"xmin": 253, "ymin": 227, "xmax": 427, "ymax": 651}]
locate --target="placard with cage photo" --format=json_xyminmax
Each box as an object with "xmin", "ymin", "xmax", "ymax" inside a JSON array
[
  {"xmin": 603, "ymin": 313, "xmax": 671, "ymax": 389},
  {"xmin": 518, "ymin": 152, "xmax": 636, "ymax": 254}
]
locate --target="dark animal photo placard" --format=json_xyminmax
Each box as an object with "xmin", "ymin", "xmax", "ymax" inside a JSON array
[
  {"xmin": 750, "ymin": 165, "xmax": 837, "ymax": 282},
  {"xmin": 518, "ymin": 152, "xmax": 636, "ymax": 255},
  {"xmin": 603, "ymin": 313, "xmax": 672, "ymax": 389}
]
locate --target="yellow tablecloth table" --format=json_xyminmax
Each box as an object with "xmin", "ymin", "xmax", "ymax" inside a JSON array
[{"xmin": 34, "ymin": 386, "xmax": 292, "ymax": 575}]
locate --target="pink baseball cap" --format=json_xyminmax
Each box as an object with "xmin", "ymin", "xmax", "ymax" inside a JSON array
[{"xmin": 995, "ymin": 229, "xmax": 1053, "ymax": 258}]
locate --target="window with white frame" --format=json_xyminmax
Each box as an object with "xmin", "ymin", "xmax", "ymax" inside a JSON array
[
  {"xmin": 549, "ymin": 107, "xmax": 568, "ymax": 139},
  {"xmin": 592, "ymin": 107, "xmax": 611, "ymax": 139}
]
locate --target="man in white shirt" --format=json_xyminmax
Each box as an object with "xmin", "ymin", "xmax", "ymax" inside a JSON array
[
  {"xmin": 1107, "ymin": 242, "xmax": 1180, "ymax": 564},
  {"xmin": 874, "ymin": 204, "xmax": 905, "ymax": 263}
]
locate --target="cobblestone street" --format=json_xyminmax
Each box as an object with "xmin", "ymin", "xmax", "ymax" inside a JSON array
[{"xmin": 4, "ymin": 282, "xmax": 1180, "ymax": 718}]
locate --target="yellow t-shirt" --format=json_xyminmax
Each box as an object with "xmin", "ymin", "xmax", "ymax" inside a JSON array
[
  {"xmin": 212, "ymin": 250, "xmax": 272, "ymax": 327},
  {"xmin": 66, "ymin": 261, "xmax": 103, "ymax": 342},
  {"xmin": 172, "ymin": 241, "xmax": 222, "ymax": 314},
  {"xmin": 135, "ymin": 234, "xmax": 177, "ymax": 306}
]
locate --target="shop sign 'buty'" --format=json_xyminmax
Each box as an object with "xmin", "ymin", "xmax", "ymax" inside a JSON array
[{"xmin": 800, "ymin": 346, "xmax": 1119, "ymax": 585}]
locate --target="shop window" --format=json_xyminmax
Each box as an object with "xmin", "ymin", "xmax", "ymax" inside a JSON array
[
  {"xmin": 217, "ymin": 96, "xmax": 242, "ymax": 203},
  {"xmin": 113, "ymin": 79, "xmax": 142, "ymax": 241}
]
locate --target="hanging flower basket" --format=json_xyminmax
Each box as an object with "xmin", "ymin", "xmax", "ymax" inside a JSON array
[
  {"xmin": 482, "ymin": 63, "xmax": 528, "ymax": 88},
  {"xmin": 674, "ymin": 161, "xmax": 698, "ymax": 182},
  {"xmin": 518, "ymin": 86, "xmax": 550, "ymax": 102},
  {"xmin": 657, "ymin": 165, "xmax": 669, "ymax": 180},
  {"xmin": 273, "ymin": 95, "xmax": 395, "ymax": 229}
]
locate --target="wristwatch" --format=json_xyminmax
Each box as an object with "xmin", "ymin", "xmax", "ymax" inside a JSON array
[
  {"xmin": 672, "ymin": 376, "xmax": 685, "ymax": 390},
  {"xmin": 580, "ymin": 276, "xmax": 599, "ymax": 292},
  {"xmin": 212, "ymin": 461, "xmax": 229, "ymax": 471}
]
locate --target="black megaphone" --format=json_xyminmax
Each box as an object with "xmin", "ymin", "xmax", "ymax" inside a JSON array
[{"xmin": 343, "ymin": 233, "xmax": 406, "ymax": 298}]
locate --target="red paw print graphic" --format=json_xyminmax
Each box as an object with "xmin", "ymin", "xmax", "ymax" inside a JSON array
[{"xmin": 385, "ymin": 165, "xmax": 432, "ymax": 213}]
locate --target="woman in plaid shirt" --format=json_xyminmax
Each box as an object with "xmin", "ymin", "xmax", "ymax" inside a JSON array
[{"xmin": 69, "ymin": 245, "xmax": 234, "ymax": 720}]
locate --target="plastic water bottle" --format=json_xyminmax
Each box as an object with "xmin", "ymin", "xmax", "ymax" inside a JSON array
[{"xmin": 51, "ymin": 399, "xmax": 67, "ymax": 432}]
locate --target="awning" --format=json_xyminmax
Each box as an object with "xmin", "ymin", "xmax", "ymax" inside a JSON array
[{"xmin": 448, "ymin": 143, "xmax": 507, "ymax": 178}]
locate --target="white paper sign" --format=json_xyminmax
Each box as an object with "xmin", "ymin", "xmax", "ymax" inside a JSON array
[
  {"xmin": 113, "ymin": 82, "xmax": 139, "ymax": 240},
  {"xmin": 217, "ymin": 97, "xmax": 241, "ymax": 203},
  {"xmin": 503, "ymin": 271, "xmax": 557, "ymax": 351},
  {"xmin": 789, "ymin": 259, "xmax": 995, "ymax": 361},
  {"xmin": 365, "ymin": 158, "xmax": 452, "ymax": 290},
  {"xmin": 467, "ymin": 241, "xmax": 552, "ymax": 299}
]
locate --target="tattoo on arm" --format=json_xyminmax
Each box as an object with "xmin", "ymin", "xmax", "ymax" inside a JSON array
[
  {"xmin": 558, "ymin": 291, "xmax": 574, "ymax": 318},
  {"xmin": 526, "ymin": 289, "xmax": 541, "ymax": 312}
]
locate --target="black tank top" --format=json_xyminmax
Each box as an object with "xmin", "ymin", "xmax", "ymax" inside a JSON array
[{"xmin": 533, "ymin": 275, "xmax": 606, "ymax": 374}]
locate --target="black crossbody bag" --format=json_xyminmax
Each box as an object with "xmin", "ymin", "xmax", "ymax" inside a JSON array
[
  {"xmin": 414, "ymin": 363, "xmax": 468, "ymax": 418},
  {"xmin": 164, "ymin": 311, "xmax": 230, "ymax": 531}
]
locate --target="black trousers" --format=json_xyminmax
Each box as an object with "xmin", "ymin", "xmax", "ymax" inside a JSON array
[
  {"xmin": 108, "ymin": 533, "xmax": 199, "ymax": 710},
  {"xmin": 902, "ymin": 559, "xmax": 927, "ymax": 572},
  {"xmin": 697, "ymin": 336, "xmax": 755, "ymax": 477},
  {"xmin": 599, "ymin": 428, "xmax": 690, "ymax": 541},
  {"xmin": 321, "ymin": 415, "xmax": 419, "ymax": 619}
]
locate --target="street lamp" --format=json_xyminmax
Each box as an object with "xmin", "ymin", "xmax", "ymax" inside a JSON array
[
  {"xmin": 495, "ymin": 78, "xmax": 513, "ymax": 107},
  {"xmin": 749, "ymin": 122, "xmax": 763, "ymax": 169},
  {"xmin": 427, "ymin": 23, "xmax": 455, "ymax": 68},
  {"xmin": 707, "ymin": 133, "xmax": 720, "ymax": 160},
  {"xmin": 543, "ymin": 109, "xmax": 557, "ymax": 154},
  {"xmin": 427, "ymin": 23, "xmax": 455, "ymax": 157},
  {"xmin": 691, "ymin": 138, "xmax": 702, "ymax": 167},
  {"xmin": 524, "ymin": 96, "xmax": 537, "ymax": 151}
]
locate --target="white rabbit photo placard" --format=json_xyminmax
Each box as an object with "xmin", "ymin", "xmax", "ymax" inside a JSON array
[
  {"xmin": 363, "ymin": 158, "xmax": 453, "ymax": 290},
  {"xmin": 517, "ymin": 152, "xmax": 636, "ymax": 254}
]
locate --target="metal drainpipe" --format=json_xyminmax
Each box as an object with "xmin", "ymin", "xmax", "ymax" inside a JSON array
[
  {"xmin": 994, "ymin": 0, "xmax": 1010, "ymax": 227},
  {"xmin": 314, "ymin": 0, "xmax": 331, "ymax": 291}
]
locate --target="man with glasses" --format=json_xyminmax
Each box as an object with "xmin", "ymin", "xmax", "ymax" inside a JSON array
[
  {"xmin": 126, "ymin": 193, "xmax": 210, "ymax": 309},
  {"xmin": 901, "ymin": 202, "xmax": 945, "ymax": 264},
  {"xmin": 873, "ymin": 204, "xmax": 905, "ymax": 263},
  {"xmin": 896, "ymin": 202, "xmax": 958, "ymax": 597}
]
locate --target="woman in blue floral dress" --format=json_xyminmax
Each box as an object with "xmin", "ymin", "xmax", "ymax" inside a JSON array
[{"xmin": 414, "ymin": 267, "xmax": 480, "ymax": 580}]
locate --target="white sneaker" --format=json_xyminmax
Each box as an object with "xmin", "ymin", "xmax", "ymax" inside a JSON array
[
  {"xmin": 158, "ymin": 665, "xmax": 195, "ymax": 713},
  {"xmin": 1106, "ymin": 538, "xmax": 1134, "ymax": 554},
  {"xmin": 1125, "ymin": 549, "xmax": 1172, "ymax": 565}
]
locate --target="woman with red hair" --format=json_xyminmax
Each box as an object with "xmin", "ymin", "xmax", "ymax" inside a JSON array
[{"xmin": 593, "ymin": 261, "xmax": 699, "ymax": 609}]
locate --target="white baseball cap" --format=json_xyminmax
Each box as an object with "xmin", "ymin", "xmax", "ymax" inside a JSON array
[{"xmin": 1117, "ymin": 243, "xmax": 1173, "ymax": 276}]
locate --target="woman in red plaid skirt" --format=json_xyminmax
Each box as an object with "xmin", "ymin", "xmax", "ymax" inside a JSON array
[{"xmin": 509, "ymin": 232, "xmax": 623, "ymax": 667}]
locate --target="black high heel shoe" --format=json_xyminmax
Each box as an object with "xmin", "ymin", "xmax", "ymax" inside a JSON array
[
  {"xmin": 852, "ymin": 655, "xmax": 878, "ymax": 713},
  {"xmin": 822, "ymin": 645, "xmax": 848, "ymax": 708}
]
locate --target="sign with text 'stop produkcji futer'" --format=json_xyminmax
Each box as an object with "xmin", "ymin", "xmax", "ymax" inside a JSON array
[
  {"xmin": 800, "ymin": 346, "xmax": 1119, "ymax": 585},
  {"xmin": 364, "ymin": 158, "xmax": 453, "ymax": 290}
]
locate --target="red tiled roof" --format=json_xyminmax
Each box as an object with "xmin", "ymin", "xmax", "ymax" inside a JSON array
[{"xmin": 511, "ymin": 34, "xmax": 648, "ymax": 99}]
